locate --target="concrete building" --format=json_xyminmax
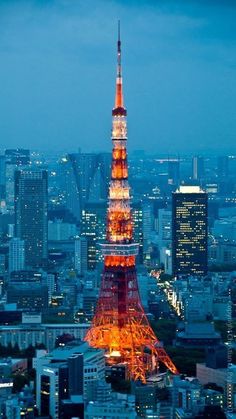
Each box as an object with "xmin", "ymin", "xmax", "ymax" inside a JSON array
[
  {"xmin": 0, "ymin": 323, "xmax": 89, "ymax": 351},
  {"xmin": 192, "ymin": 156, "xmax": 205, "ymax": 181},
  {"xmin": 75, "ymin": 236, "xmax": 88, "ymax": 275},
  {"xmin": 172, "ymin": 376, "xmax": 205, "ymax": 418},
  {"xmin": 85, "ymin": 393, "xmax": 137, "ymax": 419},
  {"xmin": 8, "ymin": 238, "xmax": 25, "ymax": 273},
  {"xmin": 15, "ymin": 170, "xmax": 48, "ymax": 268},
  {"xmin": 48, "ymin": 219, "xmax": 77, "ymax": 241},
  {"xmin": 36, "ymin": 341, "xmax": 105, "ymax": 418}
]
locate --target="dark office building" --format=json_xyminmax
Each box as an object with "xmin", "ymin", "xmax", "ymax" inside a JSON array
[
  {"xmin": 7, "ymin": 283, "xmax": 48, "ymax": 311},
  {"xmin": 68, "ymin": 354, "xmax": 83, "ymax": 396},
  {"xmin": 15, "ymin": 170, "xmax": 48, "ymax": 268},
  {"xmin": 61, "ymin": 397, "xmax": 84, "ymax": 419},
  {"xmin": 172, "ymin": 186, "xmax": 208, "ymax": 277}
]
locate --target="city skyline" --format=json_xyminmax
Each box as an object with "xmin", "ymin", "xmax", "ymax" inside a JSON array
[
  {"xmin": 0, "ymin": 0, "xmax": 235, "ymax": 153},
  {"xmin": 0, "ymin": 3, "xmax": 235, "ymax": 416}
]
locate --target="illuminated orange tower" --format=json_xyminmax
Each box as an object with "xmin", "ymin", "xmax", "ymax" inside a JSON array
[{"xmin": 85, "ymin": 24, "xmax": 178, "ymax": 383}]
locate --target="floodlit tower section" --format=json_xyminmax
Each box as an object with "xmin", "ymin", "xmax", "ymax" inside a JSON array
[{"xmin": 85, "ymin": 24, "xmax": 178, "ymax": 383}]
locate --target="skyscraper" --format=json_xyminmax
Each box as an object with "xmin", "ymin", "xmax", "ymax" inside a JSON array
[
  {"xmin": 172, "ymin": 185, "xmax": 208, "ymax": 277},
  {"xmin": 60, "ymin": 152, "xmax": 110, "ymax": 221},
  {"xmin": 192, "ymin": 156, "xmax": 205, "ymax": 181},
  {"xmin": 85, "ymin": 25, "xmax": 178, "ymax": 382},
  {"xmin": 9, "ymin": 237, "xmax": 25, "ymax": 273},
  {"xmin": 15, "ymin": 170, "xmax": 48, "ymax": 268},
  {"xmin": 5, "ymin": 149, "xmax": 30, "ymax": 209},
  {"xmin": 74, "ymin": 237, "xmax": 88, "ymax": 275}
]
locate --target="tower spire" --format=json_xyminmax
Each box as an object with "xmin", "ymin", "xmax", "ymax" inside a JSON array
[{"xmin": 114, "ymin": 20, "xmax": 124, "ymax": 110}]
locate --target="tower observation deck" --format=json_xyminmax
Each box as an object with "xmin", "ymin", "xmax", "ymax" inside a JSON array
[{"xmin": 85, "ymin": 23, "xmax": 178, "ymax": 383}]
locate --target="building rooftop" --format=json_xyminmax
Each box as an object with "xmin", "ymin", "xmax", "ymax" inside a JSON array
[
  {"xmin": 176, "ymin": 185, "xmax": 204, "ymax": 194},
  {"xmin": 51, "ymin": 341, "xmax": 104, "ymax": 362}
]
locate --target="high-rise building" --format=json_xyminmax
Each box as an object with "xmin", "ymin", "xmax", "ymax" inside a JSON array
[
  {"xmin": 5, "ymin": 149, "xmax": 30, "ymax": 209},
  {"xmin": 158, "ymin": 208, "xmax": 172, "ymax": 243},
  {"xmin": 85, "ymin": 26, "xmax": 178, "ymax": 382},
  {"xmin": 15, "ymin": 170, "xmax": 48, "ymax": 268},
  {"xmin": 172, "ymin": 185, "xmax": 208, "ymax": 277},
  {"xmin": 60, "ymin": 152, "xmax": 110, "ymax": 221},
  {"xmin": 81, "ymin": 202, "xmax": 106, "ymax": 269},
  {"xmin": 132, "ymin": 202, "xmax": 143, "ymax": 263},
  {"xmin": 142, "ymin": 202, "xmax": 154, "ymax": 256},
  {"xmin": 192, "ymin": 156, "xmax": 205, "ymax": 181},
  {"xmin": 8, "ymin": 237, "xmax": 25, "ymax": 273},
  {"xmin": 0, "ymin": 155, "xmax": 6, "ymax": 200},
  {"xmin": 74, "ymin": 237, "xmax": 88, "ymax": 275}
]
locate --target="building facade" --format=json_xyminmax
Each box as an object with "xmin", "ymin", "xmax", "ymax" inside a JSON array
[
  {"xmin": 172, "ymin": 186, "xmax": 208, "ymax": 277},
  {"xmin": 15, "ymin": 170, "xmax": 48, "ymax": 268}
]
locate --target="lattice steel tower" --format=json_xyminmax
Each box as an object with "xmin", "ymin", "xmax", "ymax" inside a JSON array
[{"xmin": 85, "ymin": 24, "xmax": 178, "ymax": 383}]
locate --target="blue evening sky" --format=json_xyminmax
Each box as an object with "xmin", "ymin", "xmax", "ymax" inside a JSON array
[{"xmin": 0, "ymin": 0, "xmax": 235, "ymax": 154}]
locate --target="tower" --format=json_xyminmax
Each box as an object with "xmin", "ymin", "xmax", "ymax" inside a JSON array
[
  {"xmin": 15, "ymin": 170, "xmax": 48, "ymax": 268},
  {"xmin": 85, "ymin": 24, "xmax": 178, "ymax": 382},
  {"xmin": 172, "ymin": 185, "xmax": 208, "ymax": 277}
]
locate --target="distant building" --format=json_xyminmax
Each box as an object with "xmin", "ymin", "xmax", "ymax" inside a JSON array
[
  {"xmin": 60, "ymin": 152, "xmax": 110, "ymax": 222},
  {"xmin": 168, "ymin": 160, "xmax": 180, "ymax": 186},
  {"xmin": 8, "ymin": 237, "xmax": 25, "ymax": 273},
  {"xmin": 192, "ymin": 156, "xmax": 205, "ymax": 181},
  {"xmin": 5, "ymin": 149, "xmax": 30, "ymax": 209},
  {"xmin": 48, "ymin": 219, "xmax": 77, "ymax": 241},
  {"xmin": 7, "ymin": 280, "xmax": 48, "ymax": 312},
  {"xmin": 217, "ymin": 155, "xmax": 229, "ymax": 178},
  {"xmin": 132, "ymin": 202, "xmax": 144, "ymax": 263},
  {"xmin": 75, "ymin": 237, "xmax": 88, "ymax": 275},
  {"xmin": 158, "ymin": 208, "xmax": 172, "ymax": 244},
  {"xmin": 81, "ymin": 202, "xmax": 106, "ymax": 269},
  {"xmin": 15, "ymin": 170, "xmax": 48, "ymax": 268},
  {"xmin": 142, "ymin": 202, "xmax": 154, "ymax": 256},
  {"xmin": 172, "ymin": 186, "xmax": 208, "ymax": 277},
  {"xmin": 0, "ymin": 155, "xmax": 6, "ymax": 200},
  {"xmin": 0, "ymin": 323, "xmax": 89, "ymax": 351}
]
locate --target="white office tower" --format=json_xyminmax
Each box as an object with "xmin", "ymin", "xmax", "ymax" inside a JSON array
[
  {"xmin": 75, "ymin": 237, "xmax": 88, "ymax": 275},
  {"xmin": 9, "ymin": 237, "xmax": 25, "ymax": 273},
  {"xmin": 158, "ymin": 208, "xmax": 172, "ymax": 244}
]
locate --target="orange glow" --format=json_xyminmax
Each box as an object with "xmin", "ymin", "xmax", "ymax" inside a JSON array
[
  {"xmin": 113, "ymin": 148, "xmax": 127, "ymax": 160},
  {"xmin": 105, "ymin": 255, "xmax": 135, "ymax": 267},
  {"xmin": 107, "ymin": 209, "xmax": 133, "ymax": 242},
  {"xmin": 115, "ymin": 81, "xmax": 123, "ymax": 108},
  {"xmin": 84, "ymin": 31, "xmax": 179, "ymax": 384},
  {"xmin": 111, "ymin": 163, "xmax": 128, "ymax": 179}
]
